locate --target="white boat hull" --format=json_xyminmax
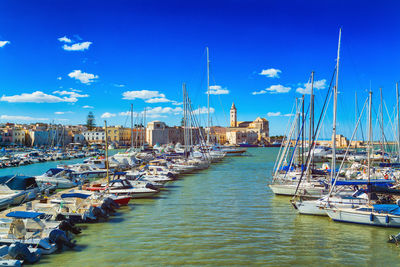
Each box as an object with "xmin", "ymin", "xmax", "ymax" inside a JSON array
[{"xmin": 326, "ymin": 208, "xmax": 400, "ymax": 228}]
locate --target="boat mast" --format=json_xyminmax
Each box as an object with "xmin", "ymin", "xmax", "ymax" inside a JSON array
[
  {"xmin": 397, "ymin": 82, "xmax": 400, "ymax": 162},
  {"xmin": 367, "ymin": 91, "xmax": 372, "ymax": 205},
  {"xmin": 104, "ymin": 120, "xmax": 110, "ymax": 186},
  {"xmin": 380, "ymin": 87, "xmax": 384, "ymax": 160},
  {"xmin": 130, "ymin": 104, "xmax": 133, "ymax": 148},
  {"xmin": 301, "ymin": 95, "xmax": 305, "ymax": 167},
  {"xmin": 331, "ymin": 28, "xmax": 341, "ymax": 182},
  {"xmin": 206, "ymin": 47, "xmax": 210, "ymax": 145},
  {"xmin": 183, "ymin": 83, "xmax": 187, "ymax": 158},
  {"xmin": 308, "ymin": 71, "xmax": 314, "ymax": 179},
  {"xmin": 355, "ymin": 91, "xmax": 357, "ymax": 145}
]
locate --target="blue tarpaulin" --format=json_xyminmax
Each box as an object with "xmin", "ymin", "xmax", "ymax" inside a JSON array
[
  {"xmin": 331, "ymin": 179, "xmax": 395, "ymax": 187},
  {"xmin": 61, "ymin": 193, "xmax": 90, "ymax": 199},
  {"xmin": 6, "ymin": 211, "xmax": 44, "ymax": 219},
  {"xmin": 373, "ymin": 204, "xmax": 400, "ymax": 215}
]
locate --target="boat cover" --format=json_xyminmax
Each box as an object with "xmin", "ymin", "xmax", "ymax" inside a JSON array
[
  {"xmin": 61, "ymin": 193, "xmax": 90, "ymax": 199},
  {"xmin": 6, "ymin": 211, "xmax": 44, "ymax": 219},
  {"xmin": 331, "ymin": 179, "xmax": 395, "ymax": 186},
  {"xmin": 372, "ymin": 204, "xmax": 400, "ymax": 215},
  {"xmin": 0, "ymin": 175, "xmax": 38, "ymax": 190}
]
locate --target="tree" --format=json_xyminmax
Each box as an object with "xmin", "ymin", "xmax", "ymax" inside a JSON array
[
  {"xmin": 86, "ymin": 112, "xmax": 96, "ymax": 130},
  {"xmin": 180, "ymin": 117, "xmax": 185, "ymax": 126}
]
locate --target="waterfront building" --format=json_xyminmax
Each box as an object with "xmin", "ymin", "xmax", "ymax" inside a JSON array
[
  {"xmin": 146, "ymin": 122, "xmax": 204, "ymax": 146},
  {"xmin": 146, "ymin": 121, "xmax": 168, "ymax": 146},
  {"xmin": 209, "ymin": 126, "xmax": 227, "ymax": 144},
  {"xmin": 106, "ymin": 126, "xmax": 146, "ymax": 147},
  {"xmin": 83, "ymin": 130, "xmax": 106, "ymax": 144},
  {"xmin": 12, "ymin": 128, "xmax": 26, "ymax": 146},
  {"xmin": 226, "ymin": 102, "xmax": 269, "ymax": 145},
  {"xmin": 0, "ymin": 128, "xmax": 13, "ymax": 146}
]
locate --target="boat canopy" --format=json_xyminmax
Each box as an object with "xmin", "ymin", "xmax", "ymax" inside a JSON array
[
  {"xmin": 6, "ymin": 211, "xmax": 44, "ymax": 219},
  {"xmin": 61, "ymin": 193, "xmax": 90, "ymax": 199},
  {"xmin": 0, "ymin": 175, "xmax": 38, "ymax": 190},
  {"xmin": 46, "ymin": 168, "xmax": 74, "ymax": 176},
  {"xmin": 372, "ymin": 204, "xmax": 400, "ymax": 215},
  {"xmin": 331, "ymin": 179, "xmax": 395, "ymax": 186}
]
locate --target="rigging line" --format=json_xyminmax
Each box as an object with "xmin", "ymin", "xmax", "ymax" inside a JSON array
[
  {"xmin": 383, "ymin": 100, "xmax": 396, "ymax": 154},
  {"xmin": 292, "ymin": 65, "xmax": 337, "ymax": 198},
  {"xmin": 283, "ymin": 99, "xmax": 310, "ymax": 180},
  {"xmin": 329, "ymin": 96, "xmax": 369, "ymax": 198},
  {"xmin": 356, "ymin": 91, "xmax": 365, "ymax": 142},
  {"xmin": 273, "ymin": 99, "xmax": 297, "ymax": 174}
]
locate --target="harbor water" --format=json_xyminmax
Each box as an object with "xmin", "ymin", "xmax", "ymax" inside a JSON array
[{"xmin": 2, "ymin": 148, "xmax": 400, "ymax": 266}]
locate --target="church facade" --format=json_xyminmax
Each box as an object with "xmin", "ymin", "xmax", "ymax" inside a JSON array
[{"xmin": 225, "ymin": 103, "xmax": 269, "ymax": 145}]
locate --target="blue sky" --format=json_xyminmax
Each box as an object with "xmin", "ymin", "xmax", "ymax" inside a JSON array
[{"xmin": 0, "ymin": 0, "xmax": 400, "ymax": 138}]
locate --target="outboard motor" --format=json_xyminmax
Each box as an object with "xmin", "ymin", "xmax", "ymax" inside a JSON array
[
  {"xmin": 101, "ymin": 202, "xmax": 115, "ymax": 215},
  {"xmin": 166, "ymin": 172, "xmax": 176, "ymax": 179},
  {"xmin": 92, "ymin": 206, "xmax": 108, "ymax": 221},
  {"xmin": 104, "ymin": 198, "xmax": 119, "ymax": 210},
  {"xmin": 145, "ymin": 183, "xmax": 158, "ymax": 191},
  {"xmin": 59, "ymin": 220, "xmax": 82, "ymax": 235},
  {"xmin": 49, "ymin": 229, "xmax": 76, "ymax": 250},
  {"xmin": 8, "ymin": 242, "xmax": 41, "ymax": 264}
]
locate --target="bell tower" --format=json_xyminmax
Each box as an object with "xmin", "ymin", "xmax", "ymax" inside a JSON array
[{"xmin": 230, "ymin": 102, "xmax": 237, "ymax": 127}]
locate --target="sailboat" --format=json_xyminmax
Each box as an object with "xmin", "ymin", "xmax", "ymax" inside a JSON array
[{"xmin": 326, "ymin": 89, "xmax": 400, "ymax": 227}]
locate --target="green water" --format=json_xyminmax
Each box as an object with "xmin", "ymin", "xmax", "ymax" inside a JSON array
[{"xmin": 3, "ymin": 148, "xmax": 400, "ymax": 266}]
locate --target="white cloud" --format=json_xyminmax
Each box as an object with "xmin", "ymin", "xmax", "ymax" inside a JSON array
[
  {"xmin": 252, "ymin": 84, "xmax": 291, "ymax": 95},
  {"xmin": 172, "ymin": 101, "xmax": 183, "ymax": 106},
  {"xmin": 70, "ymin": 88, "xmax": 82, "ymax": 92},
  {"xmin": 267, "ymin": 112, "xmax": 282, "ymax": 117},
  {"xmin": 267, "ymin": 112, "xmax": 294, "ymax": 117},
  {"xmin": 145, "ymin": 97, "xmax": 172, "ymax": 103},
  {"xmin": 54, "ymin": 111, "xmax": 73, "ymax": 115},
  {"xmin": 0, "ymin": 41, "xmax": 10, "ymax": 48},
  {"xmin": 193, "ymin": 107, "xmax": 215, "ymax": 114},
  {"xmin": 58, "ymin": 36, "xmax": 72, "ymax": 43},
  {"xmin": 101, "ymin": 112, "xmax": 116, "ymax": 118},
  {"xmin": 207, "ymin": 85, "xmax": 229, "ymax": 95},
  {"xmin": 119, "ymin": 106, "xmax": 183, "ymax": 118},
  {"xmin": 259, "ymin": 68, "xmax": 281, "ymax": 78},
  {"xmin": 0, "ymin": 115, "xmax": 48, "ymax": 121},
  {"xmin": 113, "ymin": 84, "xmax": 125, "ymax": 87},
  {"xmin": 63, "ymin": 41, "xmax": 92, "ymax": 51},
  {"xmin": 52, "ymin": 90, "xmax": 89, "ymax": 99},
  {"xmin": 68, "ymin": 70, "xmax": 98, "ymax": 84},
  {"xmin": 57, "ymin": 77, "xmax": 62, "ymax": 80},
  {"xmin": 83, "ymin": 105, "xmax": 94, "ymax": 109},
  {"xmin": 122, "ymin": 90, "xmax": 165, "ymax": 100},
  {"xmin": 296, "ymin": 79, "xmax": 327, "ymax": 94},
  {"xmin": 0, "ymin": 91, "xmax": 84, "ymax": 103}
]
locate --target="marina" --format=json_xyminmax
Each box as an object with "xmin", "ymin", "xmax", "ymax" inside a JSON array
[{"xmin": 0, "ymin": 148, "xmax": 395, "ymax": 266}]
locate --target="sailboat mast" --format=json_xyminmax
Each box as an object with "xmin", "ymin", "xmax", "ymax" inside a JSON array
[
  {"xmin": 380, "ymin": 88, "xmax": 384, "ymax": 159},
  {"xmin": 182, "ymin": 83, "xmax": 187, "ymax": 157},
  {"xmin": 368, "ymin": 91, "xmax": 372, "ymax": 204},
  {"xmin": 130, "ymin": 104, "xmax": 133, "ymax": 148},
  {"xmin": 104, "ymin": 120, "xmax": 110, "ymax": 186},
  {"xmin": 331, "ymin": 28, "xmax": 341, "ymax": 181},
  {"xmin": 301, "ymin": 95, "xmax": 305, "ymax": 167},
  {"xmin": 206, "ymin": 47, "xmax": 210, "ymax": 144},
  {"xmin": 397, "ymin": 83, "xmax": 400, "ymax": 162},
  {"xmin": 308, "ymin": 71, "xmax": 314, "ymax": 178},
  {"xmin": 355, "ymin": 91, "xmax": 358, "ymax": 144}
]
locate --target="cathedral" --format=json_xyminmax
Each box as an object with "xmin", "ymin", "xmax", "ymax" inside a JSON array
[{"xmin": 226, "ymin": 102, "xmax": 269, "ymax": 145}]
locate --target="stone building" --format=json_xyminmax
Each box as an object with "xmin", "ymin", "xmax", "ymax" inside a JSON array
[{"xmin": 225, "ymin": 102, "xmax": 269, "ymax": 145}]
